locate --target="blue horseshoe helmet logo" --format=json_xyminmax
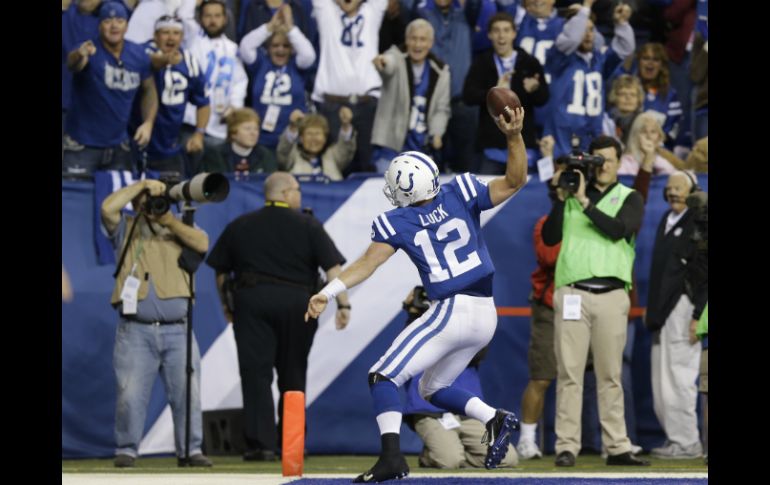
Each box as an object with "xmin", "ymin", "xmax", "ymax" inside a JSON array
[{"xmin": 395, "ymin": 170, "xmax": 414, "ymax": 192}]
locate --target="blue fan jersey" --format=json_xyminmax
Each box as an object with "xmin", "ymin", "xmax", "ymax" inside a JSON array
[
  {"xmin": 544, "ymin": 46, "xmax": 623, "ymax": 157},
  {"xmin": 515, "ymin": 12, "xmax": 564, "ymax": 78},
  {"xmin": 371, "ymin": 173, "xmax": 495, "ymax": 301},
  {"xmin": 142, "ymin": 42, "xmax": 209, "ymax": 160},
  {"xmin": 249, "ymin": 57, "xmax": 308, "ymax": 149},
  {"xmin": 62, "ymin": 4, "xmax": 99, "ymax": 111},
  {"xmin": 66, "ymin": 39, "xmax": 152, "ymax": 147}
]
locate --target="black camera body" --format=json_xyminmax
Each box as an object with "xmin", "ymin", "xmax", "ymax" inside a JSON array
[
  {"xmin": 559, "ymin": 151, "xmax": 605, "ymax": 193},
  {"xmin": 142, "ymin": 172, "xmax": 230, "ymax": 216},
  {"xmin": 144, "ymin": 194, "xmax": 174, "ymax": 216}
]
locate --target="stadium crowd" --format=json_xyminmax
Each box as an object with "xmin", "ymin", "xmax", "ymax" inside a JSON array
[{"xmin": 62, "ymin": 0, "xmax": 709, "ymax": 471}]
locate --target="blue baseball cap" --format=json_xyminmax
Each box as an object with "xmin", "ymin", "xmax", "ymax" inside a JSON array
[{"xmin": 99, "ymin": 2, "xmax": 129, "ymax": 22}]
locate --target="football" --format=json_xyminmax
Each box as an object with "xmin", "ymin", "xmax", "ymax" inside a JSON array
[{"xmin": 486, "ymin": 87, "xmax": 521, "ymax": 123}]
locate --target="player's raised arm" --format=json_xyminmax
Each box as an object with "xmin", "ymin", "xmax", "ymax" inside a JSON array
[
  {"xmin": 305, "ymin": 241, "xmax": 396, "ymax": 321},
  {"xmin": 488, "ymin": 106, "xmax": 528, "ymax": 206}
]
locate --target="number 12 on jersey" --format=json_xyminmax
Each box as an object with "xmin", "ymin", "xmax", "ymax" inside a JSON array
[{"xmin": 414, "ymin": 218, "xmax": 482, "ymax": 282}]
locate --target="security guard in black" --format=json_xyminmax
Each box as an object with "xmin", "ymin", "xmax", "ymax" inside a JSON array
[{"xmin": 206, "ymin": 172, "xmax": 350, "ymax": 459}]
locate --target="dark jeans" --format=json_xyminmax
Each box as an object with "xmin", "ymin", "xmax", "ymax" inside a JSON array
[
  {"xmin": 316, "ymin": 98, "xmax": 377, "ymax": 174},
  {"xmin": 62, "ymin": 136, "xmax": 134, "ymax": 175}
]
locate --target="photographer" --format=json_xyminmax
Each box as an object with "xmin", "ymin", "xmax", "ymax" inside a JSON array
[
  {"xmin": 645, "ymin": 173, "xmax": 707, "ymax": 459},
  {"xmin": 401, "ymin": 286, "xmax": 517, "ymax": 469},
  {"xmin": 100, "ymin": 178, "xmax": 212, "ymax": 468},
  {"xmin": 542, "ymin": 135, "xmax": 647, "ymax": 467}
]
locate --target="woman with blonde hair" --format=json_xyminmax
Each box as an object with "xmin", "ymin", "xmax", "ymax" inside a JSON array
[
  {"xmin": 613, "ymin": 43, "xmax": 682, "ymax": 146},
  {"xmin": 276, "ymin": 107, "xmax": 356, "ymax": 181},
  {"xmin": 620, "ymin": 111, "xmax": 685, "ymax": 175},
  {"xmin": 605, "ymin": 74, "xmax": 644, "ymax": 145}
]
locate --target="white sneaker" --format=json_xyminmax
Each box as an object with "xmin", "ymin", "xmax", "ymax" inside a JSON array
[
  {"xmin": 516, "ymin": 439, "xmax": 543, "ymax": 460},
  {"xmin": 601, "ymin": 443, "xmax": 643, "ymax": 459},
  {"xmin": 651, "ymin": 441, "xmax": 703, "ymax": 459}
]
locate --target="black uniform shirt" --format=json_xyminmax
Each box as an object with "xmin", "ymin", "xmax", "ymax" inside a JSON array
[{"xmin": 206, "ymin": 205, "xmax": 345, "ymax": 289}]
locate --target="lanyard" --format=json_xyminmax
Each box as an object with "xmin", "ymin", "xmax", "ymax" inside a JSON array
[
  {"xmin": 493, "ymin": 52, "xmax": 517, "ymax": 78},
  {"xmin": 265, "ymin": 201, "xmax": 289, "ymax": 208}
]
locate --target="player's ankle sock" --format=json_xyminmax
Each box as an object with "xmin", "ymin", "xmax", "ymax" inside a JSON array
[
  {"xmin": 464, "ymin": 397, "xmax": 497, "ymax": 424},
  {"xmin": 520, "ymin": 422, "xmax": 537, "ymax": 443},
  {"xmin": 375, "ymin": 411, "xmax": 402, "ymax": 436}
]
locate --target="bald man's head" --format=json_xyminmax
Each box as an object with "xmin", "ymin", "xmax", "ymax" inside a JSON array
[
  {"xmin": 665, "ymin": 171, "xmax": 694, "ymax": 213},
  {"xmin": 264, "ymin": 172, "xmax": 302, "ymax": 209}
]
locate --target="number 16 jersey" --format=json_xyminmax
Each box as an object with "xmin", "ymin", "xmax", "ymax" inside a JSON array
[{"xmin": 371, "ymin": 173, "xmax": 496, "ymax": 301}]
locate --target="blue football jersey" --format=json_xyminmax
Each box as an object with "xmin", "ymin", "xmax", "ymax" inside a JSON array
[
  {"xmin": 371, "ymin": 173, "xmax": 496, "ymax": 300},
  {"xmin": 515, "ymin": 12, "xmax": 564, "ymax": 77},
  {"xmin": 141, "ymin": 42, "xmax": 209, "ymax": 160},
  {"xmin": 66, "ymin": 39, "xmax": 152, "ymax": 148},
  {"xmin": 62, "ymin": 4, "xmax": 99, "ymax": 111},
  {"xmin": 544, "ymin": 46, "xmax": 623, "ymax": 157},
  {"xmin": 249, "ymin": 57, "xmax": 309, "ymax": 150}
]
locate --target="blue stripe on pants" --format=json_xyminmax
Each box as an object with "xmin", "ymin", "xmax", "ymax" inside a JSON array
[
  {"xmin": 385, "ymin": 297, "xmax": 455, "ymax": 380},
  {"xmin": 374, "ymin": 300, "xmax": 445, "ymax": 376}
]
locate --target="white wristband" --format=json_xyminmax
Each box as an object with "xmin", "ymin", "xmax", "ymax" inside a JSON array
[{"xmin": 320, "ymin": 278, "xmax": 347, "ymax": 301}]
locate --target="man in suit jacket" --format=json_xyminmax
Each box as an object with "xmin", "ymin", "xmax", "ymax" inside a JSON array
[
  {"xmin": 462, "ymin": 12, "xmax": 549, "ymax": 175},
  {"xmin": 645, "ymin": 171, "xmax": 705, "ymax": 460}
]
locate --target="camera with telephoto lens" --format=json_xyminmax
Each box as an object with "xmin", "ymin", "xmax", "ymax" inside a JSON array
[
  {"xmin": 144, "ymin": 172, "xmax": 231, "ymax": 215},
  {"xmin": 558, "ymin": 151, "xmax": 606, "ymax": 193}
]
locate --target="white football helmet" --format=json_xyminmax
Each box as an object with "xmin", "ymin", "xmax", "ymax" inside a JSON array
[{"xmin": 383, "ymin": 151, "xmax": 440, "ymax": 207}]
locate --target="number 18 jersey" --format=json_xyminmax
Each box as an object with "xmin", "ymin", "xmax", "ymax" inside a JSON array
[{"xmin": 371, "ymin": 173, "xmax": 495, "ymax": 301}]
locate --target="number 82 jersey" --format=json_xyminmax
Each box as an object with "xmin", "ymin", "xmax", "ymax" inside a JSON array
[{"xmin": 371, "ymin": 173, "xmax": 496, "ymax": 301}]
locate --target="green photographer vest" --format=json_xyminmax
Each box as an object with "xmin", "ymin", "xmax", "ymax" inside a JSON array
[{"xmin": 554, "ymin": 183, "xmax": 636, "ymax": 290}]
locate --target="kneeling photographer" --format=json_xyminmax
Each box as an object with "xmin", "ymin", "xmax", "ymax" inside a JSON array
[
  {"xmin": 100, "ymin": 174, "xmax": 228, "ymax": 469},
  {"xmin": 542, "ymin": 135, "xmax": 647, "ymax": 467}
]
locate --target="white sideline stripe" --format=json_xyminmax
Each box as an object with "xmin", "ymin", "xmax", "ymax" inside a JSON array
[
  {"xmin": 62, "ymin": 471, "xmax": 709, "ymax": 485},
  {"xmin": 62, "ymin": 475, "xmax": 296, "ymax": 485},
  {"xmin": 138, "ymin": 175, "xmax": 522, "ymax": 455}
]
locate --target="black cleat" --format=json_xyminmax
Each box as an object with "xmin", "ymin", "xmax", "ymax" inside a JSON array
[
  {"xmin": 482, "ymin": 408, "xmax": 520, "ymax": 469},
  {"xmin": 353, "ymin": 454, "xmax": 410, "ymax": 483}
]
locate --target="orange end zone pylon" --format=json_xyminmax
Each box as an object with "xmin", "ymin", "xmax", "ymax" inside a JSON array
[{"xmin": 282, "ymin": 391, "xmax": 305, "ymax": 477}]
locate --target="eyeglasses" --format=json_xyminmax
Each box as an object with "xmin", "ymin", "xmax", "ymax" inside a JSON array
[{"xmin": 283, "ymin": 186, "xmax": 301, "ymax": 194}]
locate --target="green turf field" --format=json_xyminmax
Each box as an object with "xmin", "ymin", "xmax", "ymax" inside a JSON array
[{"xmin": 62, "ymin": 454, "xmax": 708, "ymax": 475}]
